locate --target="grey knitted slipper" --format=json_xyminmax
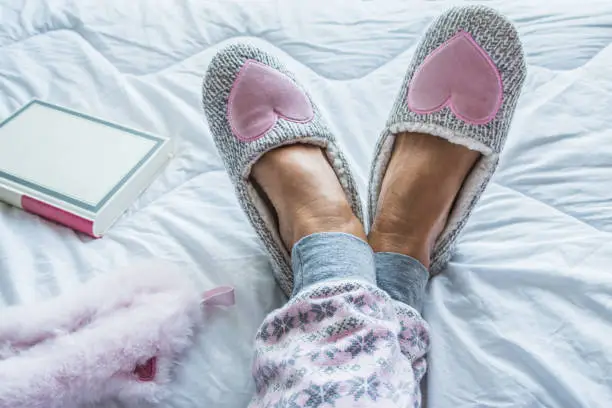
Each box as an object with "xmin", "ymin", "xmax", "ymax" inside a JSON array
[
  {"xmin": 202, "ymin": 44, "xmax": 363, "ymax": 296},
  {"xmin": 368, "ymin": 5, "xmax": 526, "ymax": 275}
]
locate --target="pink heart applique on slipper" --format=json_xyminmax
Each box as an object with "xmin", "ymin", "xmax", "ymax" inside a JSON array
[
  {"xmin": 228, "ymin": 59, "xmax": 314, "ymax": 142},
  {"xmin": 407, "ymin": 31, "xmax": 503, "ymax": 125}
]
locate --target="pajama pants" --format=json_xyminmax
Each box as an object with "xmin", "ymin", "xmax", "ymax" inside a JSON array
[{"xmin": 249, "ymin": 232, "xmax": 431, "ymax": 408}]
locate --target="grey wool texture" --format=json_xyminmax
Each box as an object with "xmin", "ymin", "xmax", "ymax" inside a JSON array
[
  {"xmin": 202, "ymin": 43, "xmax": 363, "ymax": 297},
  {"xmin": 368, "ymin": 5, "xmax": 527, "ymax": 275}
]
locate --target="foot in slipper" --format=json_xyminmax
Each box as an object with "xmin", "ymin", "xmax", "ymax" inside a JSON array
[
  {"xmin": 202, "ymin": 44, "xmax": 363, "ymax": 296},
  {"xmin": 368, "ymin": 5, "xmax": 527, "ymax": 275}
]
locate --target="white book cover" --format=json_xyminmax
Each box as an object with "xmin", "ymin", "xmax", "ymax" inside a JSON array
[{"xmin": 0, "ymin": 100, "xmax": 173, "ymax": 237}]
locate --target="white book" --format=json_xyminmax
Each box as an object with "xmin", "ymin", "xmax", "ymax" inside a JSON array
[{"xmin": 0, "ymin": 100, "xmax": 173, "ymax": 237}]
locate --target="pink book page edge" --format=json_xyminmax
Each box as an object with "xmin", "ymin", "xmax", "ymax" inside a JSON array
[{"xmin": 21, "ymin": 195, "xmax": 97, "ymax": 238}]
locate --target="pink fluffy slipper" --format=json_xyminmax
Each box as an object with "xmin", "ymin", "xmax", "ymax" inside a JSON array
[{"xmin": 0, "ymin": 262, "xmax": 234, "ymax": 408}]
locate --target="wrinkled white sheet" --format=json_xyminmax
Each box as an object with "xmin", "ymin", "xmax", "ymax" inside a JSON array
[{"xmin": 1, "ymin": 1, "xmax": 611, "ymax": 407}]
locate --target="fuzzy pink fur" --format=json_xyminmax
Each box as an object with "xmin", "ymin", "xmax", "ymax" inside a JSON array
[{"xmin": 0, "ymin": 262, "xmax": 225, "ymax": 408}]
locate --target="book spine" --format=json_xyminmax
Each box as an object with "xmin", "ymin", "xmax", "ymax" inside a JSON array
[
  {"xmin": 0, "ymin": 184, "xmax": 23, "ymax": 208},
  {"xmin": 21, "ymin": 195, "xmax": 97, "ymax": 238}
]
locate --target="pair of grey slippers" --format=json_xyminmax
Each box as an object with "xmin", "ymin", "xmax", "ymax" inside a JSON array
[{"xmin": 203, "ymin": 5, "xmax": 527, "ymax": 297}]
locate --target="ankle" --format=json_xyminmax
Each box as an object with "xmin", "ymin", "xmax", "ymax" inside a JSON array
[
  {"xmin": 285, "ymin": 198, "xmax": 365, "ymax": 249},
  {"xmin": 368, "ymin": 221, "xmax": 431, "ymax": 268},
  {"xmin": 367, "ymin": 192, "xmax": 450, "ymax": 268}
]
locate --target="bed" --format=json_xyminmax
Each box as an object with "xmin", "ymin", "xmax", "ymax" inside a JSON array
[{"xmin": 1, "ymin": 0, "xmax": 611, "ymax": 406}]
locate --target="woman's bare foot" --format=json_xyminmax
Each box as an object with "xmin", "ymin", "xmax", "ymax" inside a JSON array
[
  {"xmin": 369, "ymin": 132, "xmax": 480, "ymax": 268},
  {"xmin": 251, "ymin": 144, "xmax": 365, "ymax": 250}
]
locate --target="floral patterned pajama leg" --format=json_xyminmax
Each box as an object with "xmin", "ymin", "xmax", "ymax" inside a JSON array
[{"xmin": 249, "ymin": 233, "xmax": 430, "ymax": 408}]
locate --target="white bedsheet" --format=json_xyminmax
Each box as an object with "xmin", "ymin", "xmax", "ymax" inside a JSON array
[{"xmin": 1, "ymin": 1, "xmax": 612, "ymax": 407}]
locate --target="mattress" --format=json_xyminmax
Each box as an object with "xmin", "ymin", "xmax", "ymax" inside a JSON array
[{"xmin": 1, "ymin": 0, "xmax": 611, "ymax": 407}]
